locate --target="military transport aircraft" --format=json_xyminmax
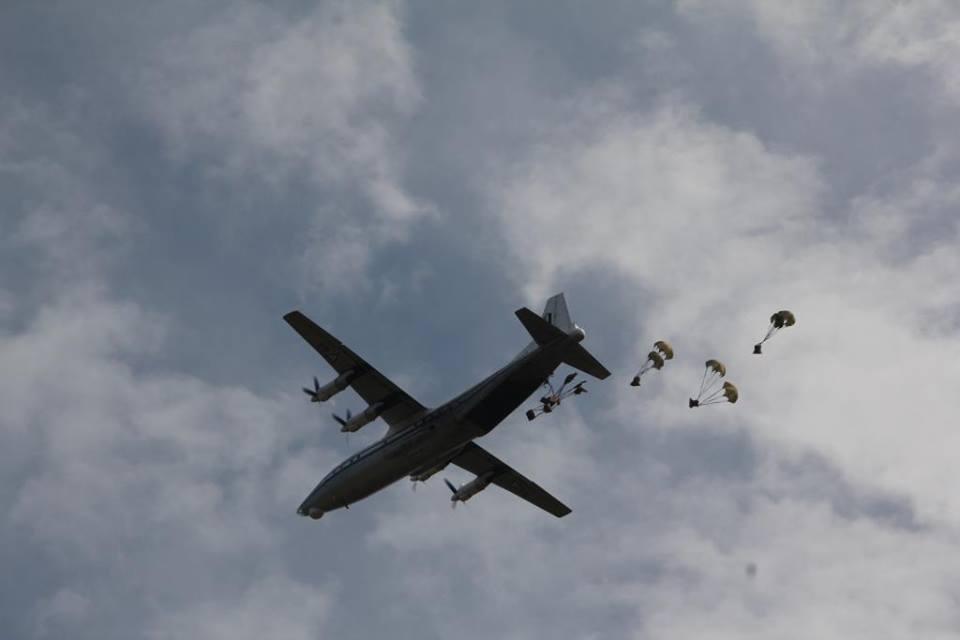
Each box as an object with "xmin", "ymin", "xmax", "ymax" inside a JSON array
[{"xmin": 286, "ymin": 293, "xmax": 610, "ymax": 519}]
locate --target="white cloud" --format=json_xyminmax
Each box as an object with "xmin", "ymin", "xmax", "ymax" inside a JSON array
[
  {"xmin": 142, "ymin": 0, "xmax": 429, "ymax": 293},
  {"xmin": 0, "ymin": 287, "xmax": 334, "ymax": 556},
  {"xmin": 677, "ymin": 0, "xmax": 960, "ymax": 102},
  {"xmin": 147, "ymin": 575, "xmax": 332, "ymax": 640},
  {"xmin": 0, "ymin": 100, "xmax": 129, "ymax": 285},
  {"xmin": 370, "ymin": 409, "xmax": 960, "ymax": 638}
]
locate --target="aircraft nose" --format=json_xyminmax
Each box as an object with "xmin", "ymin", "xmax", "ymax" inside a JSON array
[{"xmin": 298, "ymin": 481, "xmax": 341, "ymax": 518}]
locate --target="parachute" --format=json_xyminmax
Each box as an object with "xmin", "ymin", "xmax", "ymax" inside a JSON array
[
  {"xmin": 689, "ymin": 360, "xmax": 737, "ymax": 407},
  {"xmin": 630, "ymin": 340, "xmax": 675, "ymax": 387},
  {"xmin": 754, "ymin": 310, "xmax": 796, "ymax": 354},
  {"xmin": 526, "ymin": 371, "xmax": 587, "ymax": 421},
  {"xmin": 653, "ymin": 340, "xmax": 674, "ymax": 360}
]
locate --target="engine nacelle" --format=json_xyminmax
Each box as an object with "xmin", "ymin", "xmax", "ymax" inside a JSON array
[
  {"xmin": 340, "ymin": 402, "xmax": 385, "ymax": 432},
  {"xmin": 410, "ymin": 462, "xmax": 447, "ymax": 483},
  {"xmin": 450, "ymin": 472, "xmax": 496, "ymax": 504},
  {"xmin": 315, "ymin": 370, "xmax": 355, "ymax": 402}
]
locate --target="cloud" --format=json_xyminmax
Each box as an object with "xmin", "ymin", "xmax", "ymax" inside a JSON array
[
  {"xmin": 0, "ymin": 98, "xmax": 337, "ymax": 628},
  {"xmin": 147, "ymin": 575, "xmax": 332, "ymax": 640},
  {"xmin": 141, "ymin": 0, "xmax": 429, "ymax": 293},
  {"xmin": 677, "ymin": 0, "xmax": 960, "ymax": 102},
  {"xmin": 0, "ymin": 100, "xmax": 129, "ymax": 288},
  {"xmin": 6, "ymin": 2, "xmax": 960, "ymax": 638},
  {"xmin": 0, "ymin": 285, "xmax": 339, "ymax": 637},
  {"xmin": 33, "ymin": 588, "xmax": 91, "ymax": 638},
  {"xmin": 369, "ymin": 406, "xmax": 960, "ymax": 638}
]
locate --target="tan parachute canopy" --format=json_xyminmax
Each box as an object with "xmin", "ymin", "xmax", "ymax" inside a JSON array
[
  {"xmin": 705, "ymin": 359, "xmax": 726, "ymax": 376},
  {"xmin": 648, "ymin": 351, "xmax": 665, "ymax": 370},
  {"xmin": 721, "ymin": 381, "xmax": 739, "ymax": 404},
  {"xmin": 772, "ymin": 310, "xmax": 796, "ymax": 328},
  {"xmin": 654, "ymin": 340, "xmax": 674, "ymax": 360},
  {"xmin": 754, "ymin": 310, "xmax": 796, "ymax": 354}
]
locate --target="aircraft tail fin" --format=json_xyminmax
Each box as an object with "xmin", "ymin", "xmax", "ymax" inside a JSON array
[
  {"xmin": 513, "ymin": 293, "xmax": 569, "ymax": 361},
  {"xmin": 513, "ymin": 293, "xmax": 610, "ymax": 380},
  {"xmin": 542, "ymin": 293, "xmax": 574, "ymax": 333}
]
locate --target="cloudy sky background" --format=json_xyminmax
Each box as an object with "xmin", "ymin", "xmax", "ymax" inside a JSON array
[{"xmin": 3, "ymin": 1, "xmax": 960, "ymax": 638}]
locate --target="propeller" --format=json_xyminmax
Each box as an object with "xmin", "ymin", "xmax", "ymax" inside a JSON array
[
  {"xmin": 332, "ymin": 409, "xmax": 352, "ymax": 427},
  {"xmin": 444, "ymin": 478, "xmax": 460, "ymax": 509},
  {"xmin": 302, "ymin": 376, "xmax": 321, "ymax": 402}
]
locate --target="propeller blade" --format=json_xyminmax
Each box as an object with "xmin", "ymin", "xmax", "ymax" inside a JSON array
[
  {"xmin": 303, "ymin": 387, "xmax": 316, "ymax": 396},
  {"xmin": 332, "ymin": 413, "xmax": 346, "ymax": 426},
  {"xmin": 313, "ymin": 376, "xmax": 320, "ymax": 392},
  {"xmin": 444, "ymin": 478, "xmax": 457, "ymax": 494}
]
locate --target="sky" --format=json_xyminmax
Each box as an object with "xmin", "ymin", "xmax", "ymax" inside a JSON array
[{"xmin": 2, "ymin": 1, "xmax": 960, "ymax": 638}]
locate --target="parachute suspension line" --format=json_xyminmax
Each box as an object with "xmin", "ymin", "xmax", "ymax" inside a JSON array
[
  {"xmin": 699, "ymin": 386, "xmax": 724, "ymax": 404},
  {"xmin": 698, "ymin": 374, "xmax": 723, "ymax": 401},
  {"xmin": 699, "ymin": 398, "xmax": 728, "ymax": 406},
  {"xmin": 700, "ymin": 382, "xmax": 739, "ymax": 405},
  {"xmin": 545, "ymin": 377, "xmax": 557, "ymax": 396},
  {"xmin": 697, "ymin": 367, "xmax": 710, "ymax": 398},
  {"xmin": 760, "ymin": 323, "xmax": 777, "ymax": 344}
]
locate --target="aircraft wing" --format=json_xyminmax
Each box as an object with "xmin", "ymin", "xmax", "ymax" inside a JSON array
[
  {"xmin": 450, "ymin": 442, "xmax": 572, "ymax": 518},
  {"xmin": 284, "ymin": 311, "xmax": 428, "ymax": 429}
]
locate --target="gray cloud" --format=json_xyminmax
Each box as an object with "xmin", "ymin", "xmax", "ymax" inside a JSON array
[{"xmin": 3, "ymin": 1, "xmax": 960, "ymax": 638}]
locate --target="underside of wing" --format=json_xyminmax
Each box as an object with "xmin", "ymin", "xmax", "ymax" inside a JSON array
[
  {"xmin": 284, "ymin": 310, "xmax": 428, "ymax": 429},
  {"xmin": 450, "ymin": 442, "xmax": 571, "ymax": 518}
]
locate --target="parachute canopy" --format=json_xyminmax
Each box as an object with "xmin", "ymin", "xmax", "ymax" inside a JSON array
[
  {"xmin": 721, "ymin": 381, "xmax": 739, "ymax": 404},
  {"xmin": 705, "ymin": 359, "xmax": 726, "ymax": 376},
  {"xmin": 770, "ymin": 310, "xmax": 796, "ymax": 328},
  {"xmin": 648, "ymin": 351, "xmax": 665, "ymax": 370},
  {"xmin": 654, "ymin": 340, "xmax": 674, "ymax": 360}
]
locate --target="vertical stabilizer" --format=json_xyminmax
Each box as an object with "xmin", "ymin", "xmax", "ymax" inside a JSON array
[
  {"xmin": 542, "ymin": 294, "xmax": 573, "ymax": 332},
  {"xmin": 514, "ymin": 293, "xmax": 570, "ymax": 360},
  {"xmin": 513, "ymin": 294, "xmax": 611, "ymax": 380}
]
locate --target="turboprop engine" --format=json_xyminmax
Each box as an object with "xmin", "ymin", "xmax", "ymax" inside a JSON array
[
  {"xmin": 332, "ymin": 402, "xmax": 385, "ymax": 433},
  {"xmin": 303, "ymin": 370, "xmax": 355, "ymax": 403},
  {"xmin": 444, "ymin": 472, "xmax": 496, "ymax": 508}
]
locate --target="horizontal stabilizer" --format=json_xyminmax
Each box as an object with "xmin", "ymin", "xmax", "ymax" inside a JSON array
[
  {"xmin": 563, "ymin": 344, "xmax": 611, "ymax": 380},
  {"xmin": 515, "ymin": 307, "xmax": 566, "ymax": 346}
]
